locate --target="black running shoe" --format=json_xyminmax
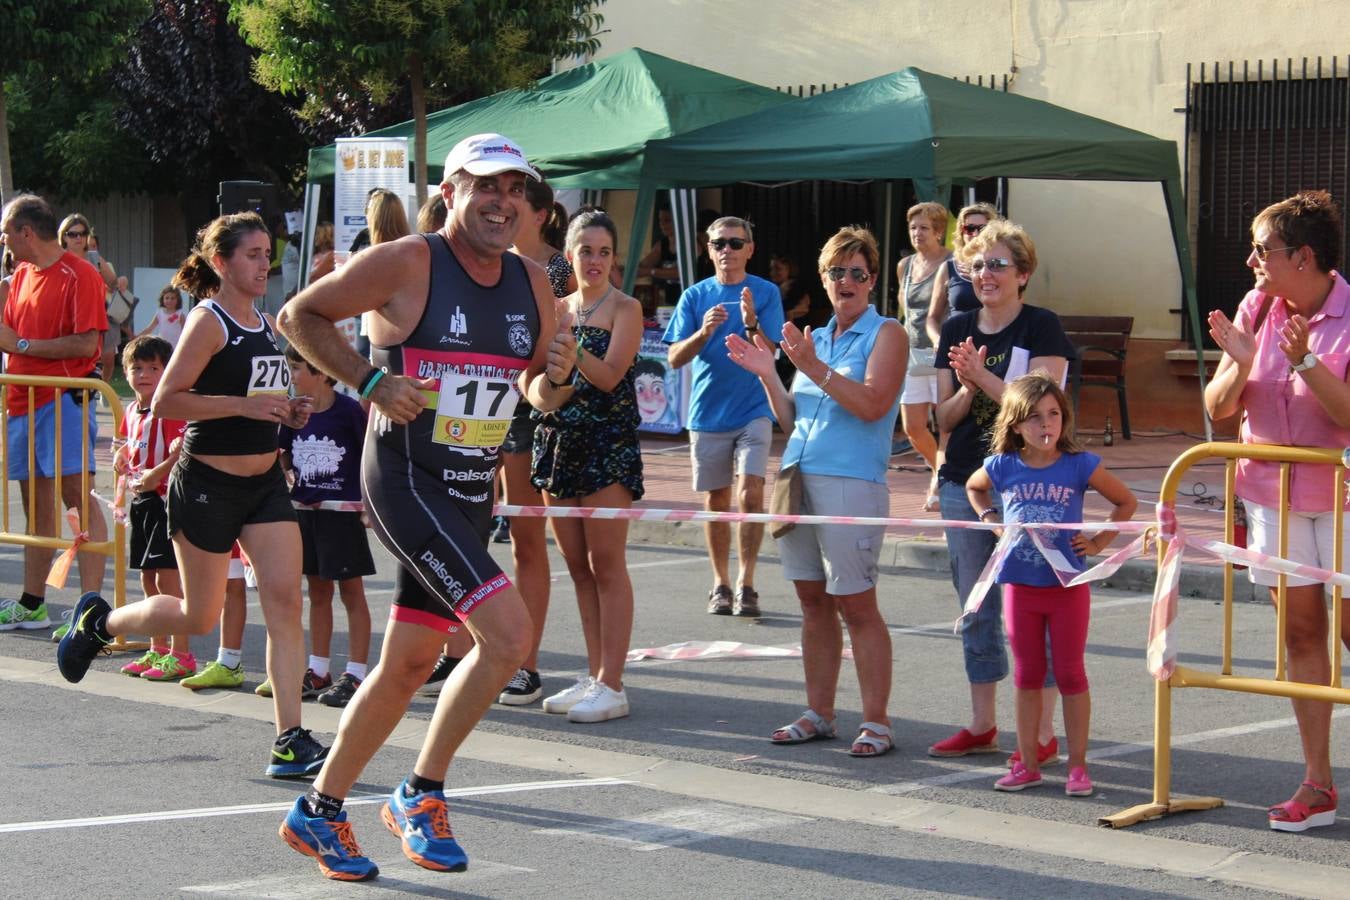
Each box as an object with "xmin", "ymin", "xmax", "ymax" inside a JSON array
[
  {"xmin": 56, "ymin": 592, "xmax": 112, "ymax": 683},
  {"xmin": 491, "ymin": 516, "xmax": 511, "ymax": 544},
  {"xmin": 417, "ymin": 654, "xmax": 460, "ymax": 697},
  {"xmin": 317, "ymin": 673, "xmax": 362, "ymax": 708},
  {"xmin": 301, "ymin": 668, "xmax": 333, "ymax": 700},
  {"xmin": 267, "ymin": 727, "xmax": 329, "ymax": 779},
  {"xmin": 497, "ymin": 668, "xmax": 542, "ymax": 706}
]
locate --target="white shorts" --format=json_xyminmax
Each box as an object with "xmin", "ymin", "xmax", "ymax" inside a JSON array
[
  {"xmin": 690, "ymin": 417, "xmax": 773, "ymax": 492},
  {"xmin": 777, "ymin": 473, "xmax": 888, "ymax": 595},
  {"xmin": 1245, "ymin": 500, "xmax": 1350, "ymax": 589},
  {"xmin": 900, "ymin": 372, "xmax": 938, "ymax": 405}
]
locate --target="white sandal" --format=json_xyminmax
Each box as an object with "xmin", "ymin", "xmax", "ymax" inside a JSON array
[
  {"xmin": 770, "ymin": 709, "xmax": 837, "ymax": 744},
  {"xmin": 849, "ymin": 721, "xmax": 894, "ymax": 757}
]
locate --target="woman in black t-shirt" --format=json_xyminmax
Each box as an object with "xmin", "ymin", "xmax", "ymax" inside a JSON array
[{"xmin": 928, "ymin": 220, "xmax": 1074, "ymax": 762}]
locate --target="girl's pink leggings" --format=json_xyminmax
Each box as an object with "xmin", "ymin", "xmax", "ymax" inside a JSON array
[{"xmin": 1003, "ymin": 582, "xmax": 1090, "ymax": 695}]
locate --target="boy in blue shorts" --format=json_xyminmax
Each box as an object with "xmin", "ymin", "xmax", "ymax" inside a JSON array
[{"xmin": 280, "ymin": 346, "xmax": 374, "ymax": 708}]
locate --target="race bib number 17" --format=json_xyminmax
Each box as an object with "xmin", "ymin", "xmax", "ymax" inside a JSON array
[
  {"xmin": 248, "ymin": 355, "xmax": 290, "ymax": 396},
  {"xmin": 432, "ymin": 370, "xmax": 517, "ymax": 448}
]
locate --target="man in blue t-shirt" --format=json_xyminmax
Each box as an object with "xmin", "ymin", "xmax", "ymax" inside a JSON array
[{"xmin": 663, "ymin": 217, "xmax": 784, "ymax": 618}]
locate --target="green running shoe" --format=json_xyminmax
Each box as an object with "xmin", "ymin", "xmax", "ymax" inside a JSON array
[
  {"xmin": 50, "ymin": 609, "xmax": 73, "ymax": 643},
  {"xmin": 142, "ymin": 652, "xmax": 196, "ymax": 682},
  {"xmin": 181, "ymin": 660, "xmax": 246, "ymax": 691},
  {"xmin": 120, "ymin": 649, "xmax": 164, "ymax": 677},
  {"xmin": 255, "ymin": 677, "xmax": 273, "ymax": 697},
  {"xmin": 0, "ymin": 598, "xmax": 50, "ymax": 631}
]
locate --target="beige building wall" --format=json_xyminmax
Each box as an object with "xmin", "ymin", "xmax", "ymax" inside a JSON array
[{"xmin": 582, "ymin": 0, "xmax": 1342, "ymax": 339}]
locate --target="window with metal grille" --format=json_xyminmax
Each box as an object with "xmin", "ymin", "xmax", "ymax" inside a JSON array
[{"xmin": 1187, "ymin": 57, "xmax": 1350, "ymax": 344}]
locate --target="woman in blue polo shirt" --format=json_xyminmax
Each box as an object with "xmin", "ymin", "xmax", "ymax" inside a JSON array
[{"xmin": 725, "ymin": 225, "xmax": 906, "ymax": 757}]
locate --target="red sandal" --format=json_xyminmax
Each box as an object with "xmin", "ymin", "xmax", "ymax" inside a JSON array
[{"xmin": 1268, "ymin": 780, "xmax": 1338, "ymax": 832}]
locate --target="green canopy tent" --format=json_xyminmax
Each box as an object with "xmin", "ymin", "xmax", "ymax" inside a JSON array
[
  {"xmin": 304, "ymin": 47, "xmax": 796, "ymax": 286},
  {"xmin": 638, "ymin": 66, "xmax": 1210, "ymax": 435}
]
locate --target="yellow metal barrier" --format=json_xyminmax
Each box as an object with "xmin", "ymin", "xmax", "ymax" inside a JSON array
[
  {"xmin": 0, "ymin": 374, "xmax": 135, "ymax": 651},
  {"xmin": 1101, "ymin": 441, "xmax": 1349, "ymax": 828}
]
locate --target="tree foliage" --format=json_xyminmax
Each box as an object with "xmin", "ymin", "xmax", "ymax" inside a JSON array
[
  {"xmin": 0, "ymin": 0, "xmax": 150, "ymax": 201},
  {"xmin": 230, "ymin": 0, "xmax": 605, "ymax": 199}
]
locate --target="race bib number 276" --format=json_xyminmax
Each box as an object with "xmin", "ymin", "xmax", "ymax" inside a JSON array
[{"xmin": 247, "ymin": 355, "xmax": 290, "ymax": 396}]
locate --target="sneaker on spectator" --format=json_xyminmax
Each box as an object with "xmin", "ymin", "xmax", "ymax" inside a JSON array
[
  {"xmin": 50, "ymin": 609, "xmax": 74, "ymax": 643},
  {"xmin": 380, "ymin": 782, "xmax": 468, "ymax": 872},
  {"xmin": 994, "ymin": 762, "xmax": 1044, "ymax": 792},
  {"xmin": 279, "ymin": 796, "xmax": 378, "ymax": 881},
  {"xmin": 267, "ymin": 727, "xmax": 328, "ymax": 779},
  {"xmin": 0, "ymin": 598, "xmax": 50, "ymax": 631},
  {"xmin": 255, "ymin": 678, "xmax": 273, "ymax": 697},
  {"xmin": 302, "ymin": 668, "xmax": 333, "ymax": 700},
  {"xmin": 181, "ymin": 660, "xmax": 245, "ymax": 691},
  {"xmin": 498, "ymin": 668, "xmax": 542, "ymax": 706},
  {"xmin": 566, "ymin": 680, "xmax": 629, "ymax": 723},
  {"xmin": 142, "ymin": 652, "xmax": 197, "ymax": 682},
  {"xmin": 417, "ymin": 654, "xmax": 459, "ymax": 697},
  {"xmin": 1065, "ymin": 765, "xmax": 1094, "ymax": 796},
  {"xmin": 542, "ymin": 675, "xmax": 594, "ymax": 714},
  {"xmin": 317, "ymin": 673, "xmax": 361, "ymax": 708},
  {"xmin": 120, "ymin": 649, "xmax": 163, "ymax": 678},
  {"xmin": 490, "ymin": 516, "xmax": 511, "ymax": 544}
]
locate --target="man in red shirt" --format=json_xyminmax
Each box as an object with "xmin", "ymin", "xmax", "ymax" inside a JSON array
[{"xmin": 0, "ymin": 194, "xmax": 109, "ymax": 631}]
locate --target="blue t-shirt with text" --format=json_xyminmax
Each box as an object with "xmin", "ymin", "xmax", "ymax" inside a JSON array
[
  {"xmin": 985, "ymin": 449, "xmax": 1101, "ymax": 587},
  {"xmin": 662, "ymin": 274, "xmax": 784, "ymax": 433}
]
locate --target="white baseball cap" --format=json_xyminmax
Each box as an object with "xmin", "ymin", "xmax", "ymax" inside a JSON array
[{"xmin": 442, "ymin": 133, "xmax": 541, "ymax": 182}]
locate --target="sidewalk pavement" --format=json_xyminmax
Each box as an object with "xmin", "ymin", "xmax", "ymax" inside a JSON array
[{"xmin": 633, "ymin": 426, "xmax": 1269, "ymax": 603}]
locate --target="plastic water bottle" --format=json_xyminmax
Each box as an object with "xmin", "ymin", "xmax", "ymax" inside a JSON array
[{"xmin": 1103, "ymin": 415, "xmax": 1114, "ymax": 447}]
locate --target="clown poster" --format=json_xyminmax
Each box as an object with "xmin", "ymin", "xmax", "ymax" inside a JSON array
[{"xmin": 636, "ymin": 330, "xmax": 687, "ymax": 434}]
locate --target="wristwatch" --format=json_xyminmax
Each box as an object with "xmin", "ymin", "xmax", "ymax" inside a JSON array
[
  {"xmin": 16, "ymin": 338, "xmax": 29, "ymax": 353},
  {"xmin": 1292, "ymin": 352, "xmax": 1318, "ymax": 373}
]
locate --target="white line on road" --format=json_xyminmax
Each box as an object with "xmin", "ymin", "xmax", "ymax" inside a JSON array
[{"xmin": 0, "ymin": 777, "xmax": 628, "ymax": 835}]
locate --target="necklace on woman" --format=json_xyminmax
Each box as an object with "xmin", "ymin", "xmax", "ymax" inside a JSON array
[{"xmin": 576, "ymin": 285, "xmax": 613, "ymax": 326}]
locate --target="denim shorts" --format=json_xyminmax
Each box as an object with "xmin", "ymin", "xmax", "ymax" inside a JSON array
[{"xmin": 6, "ymin": 394, "xmax": 98, "ymax": 480}]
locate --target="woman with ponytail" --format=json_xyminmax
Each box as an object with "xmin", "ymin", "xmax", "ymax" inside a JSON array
[{"xmin": 56, "ymin": 212, "xmax": 330, "ymax": 779}]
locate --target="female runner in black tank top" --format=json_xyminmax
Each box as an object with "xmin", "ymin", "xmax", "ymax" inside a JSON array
[{"xmin": 88, "ymin": 213, "xmax": 327, "ymax": 775}]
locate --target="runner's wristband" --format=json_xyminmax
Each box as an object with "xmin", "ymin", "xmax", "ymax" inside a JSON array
[{"xmin": 358, "ymin": 368, "xmax": 386, "ymax": 399}]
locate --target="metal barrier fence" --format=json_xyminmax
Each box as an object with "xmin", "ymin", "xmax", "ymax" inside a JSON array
[
  {"xmin": 1102, "ymin": 441, "xmax": 1348, "ymax": 828},
  {"xmin": 0, "ymin": 374, "xmax": 131, "ymax": 649}
]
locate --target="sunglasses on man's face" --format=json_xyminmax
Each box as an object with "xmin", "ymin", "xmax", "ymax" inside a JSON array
[
  {"xmin": 825, "ymin": 266, "xmax": 873, "ymax": 284},
  {"xmin": 65, "ymin": 229, "xmax": 88, "ymax": 239},
  {"xmin": 709, "ymin": 237, "xmax": 748, "ymax": 251}
]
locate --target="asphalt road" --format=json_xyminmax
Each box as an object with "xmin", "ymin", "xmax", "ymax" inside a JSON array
[{"xmin": 1, "ymin": 535, "xmax": 1347, "ymax": 898}]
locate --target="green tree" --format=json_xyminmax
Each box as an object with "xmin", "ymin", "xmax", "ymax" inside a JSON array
[
  {"xmin": 0, "ymin": 0, "xmax": 150, "ymax": 202},
  {"xmin": 230, "ymin": 0, "xmax": 605, "ymax": 201}
]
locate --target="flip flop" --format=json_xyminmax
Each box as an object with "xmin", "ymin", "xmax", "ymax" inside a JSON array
[
  {"xmin": 849, "ymin": 721, "xmax": 894, "ymax": 758},
  {"xmin": 770, "ymin": 709, "xmax": 836, "ymax": 744}
]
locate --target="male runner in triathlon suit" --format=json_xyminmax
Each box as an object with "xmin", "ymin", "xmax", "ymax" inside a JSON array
[{"xmin": 276, "ymin": 133, "xmax": 577, "ymax": 882}]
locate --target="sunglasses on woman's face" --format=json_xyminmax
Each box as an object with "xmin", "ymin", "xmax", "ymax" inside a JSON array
[
  {"xmin": 968, "ymin": 257, "xmax": 1015, "ymax": 275},
  {"xmin": 961, "ymin": 222, "xmax": 986, "ymax": 236},
  {"xmin": 825, "ymin": 266, "xmax": 872, "ymax": 284},
  {"xmin": 65, "ymin": 229, "xmax": 88, "ymax": 239}
]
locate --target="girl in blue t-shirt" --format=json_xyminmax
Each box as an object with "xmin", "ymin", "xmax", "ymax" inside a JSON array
[{"xmin": 966, "ymin": 373, "xmax": 1136, "ymax": 797}]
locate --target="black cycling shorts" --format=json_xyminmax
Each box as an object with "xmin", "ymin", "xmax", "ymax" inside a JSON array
[{"xmin": 362, "ymin": 443, "xmax": 510, "ymax": 634}]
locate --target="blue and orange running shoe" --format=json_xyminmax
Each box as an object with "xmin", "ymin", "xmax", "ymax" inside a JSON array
[
  {"xmin": 56, "ymin": 592, "xmax": 111, "ymax": 683},
  {"xmin": 279, "ymin": 796, "xmax": 378, "ymax": 882},
  {"xmin": 380, "ymin": 782, "xmax": 468, "ymax": 872}
]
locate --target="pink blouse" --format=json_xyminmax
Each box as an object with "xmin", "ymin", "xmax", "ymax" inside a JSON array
[{"xmin": 1235, "ymin": 272, "xmax": 1350, "ymax": 512}]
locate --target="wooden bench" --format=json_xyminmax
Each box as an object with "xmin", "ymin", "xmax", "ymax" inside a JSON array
[{"xmin": 1060, "ymin": 315, "xmax": 1133, "ymax": 441}]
